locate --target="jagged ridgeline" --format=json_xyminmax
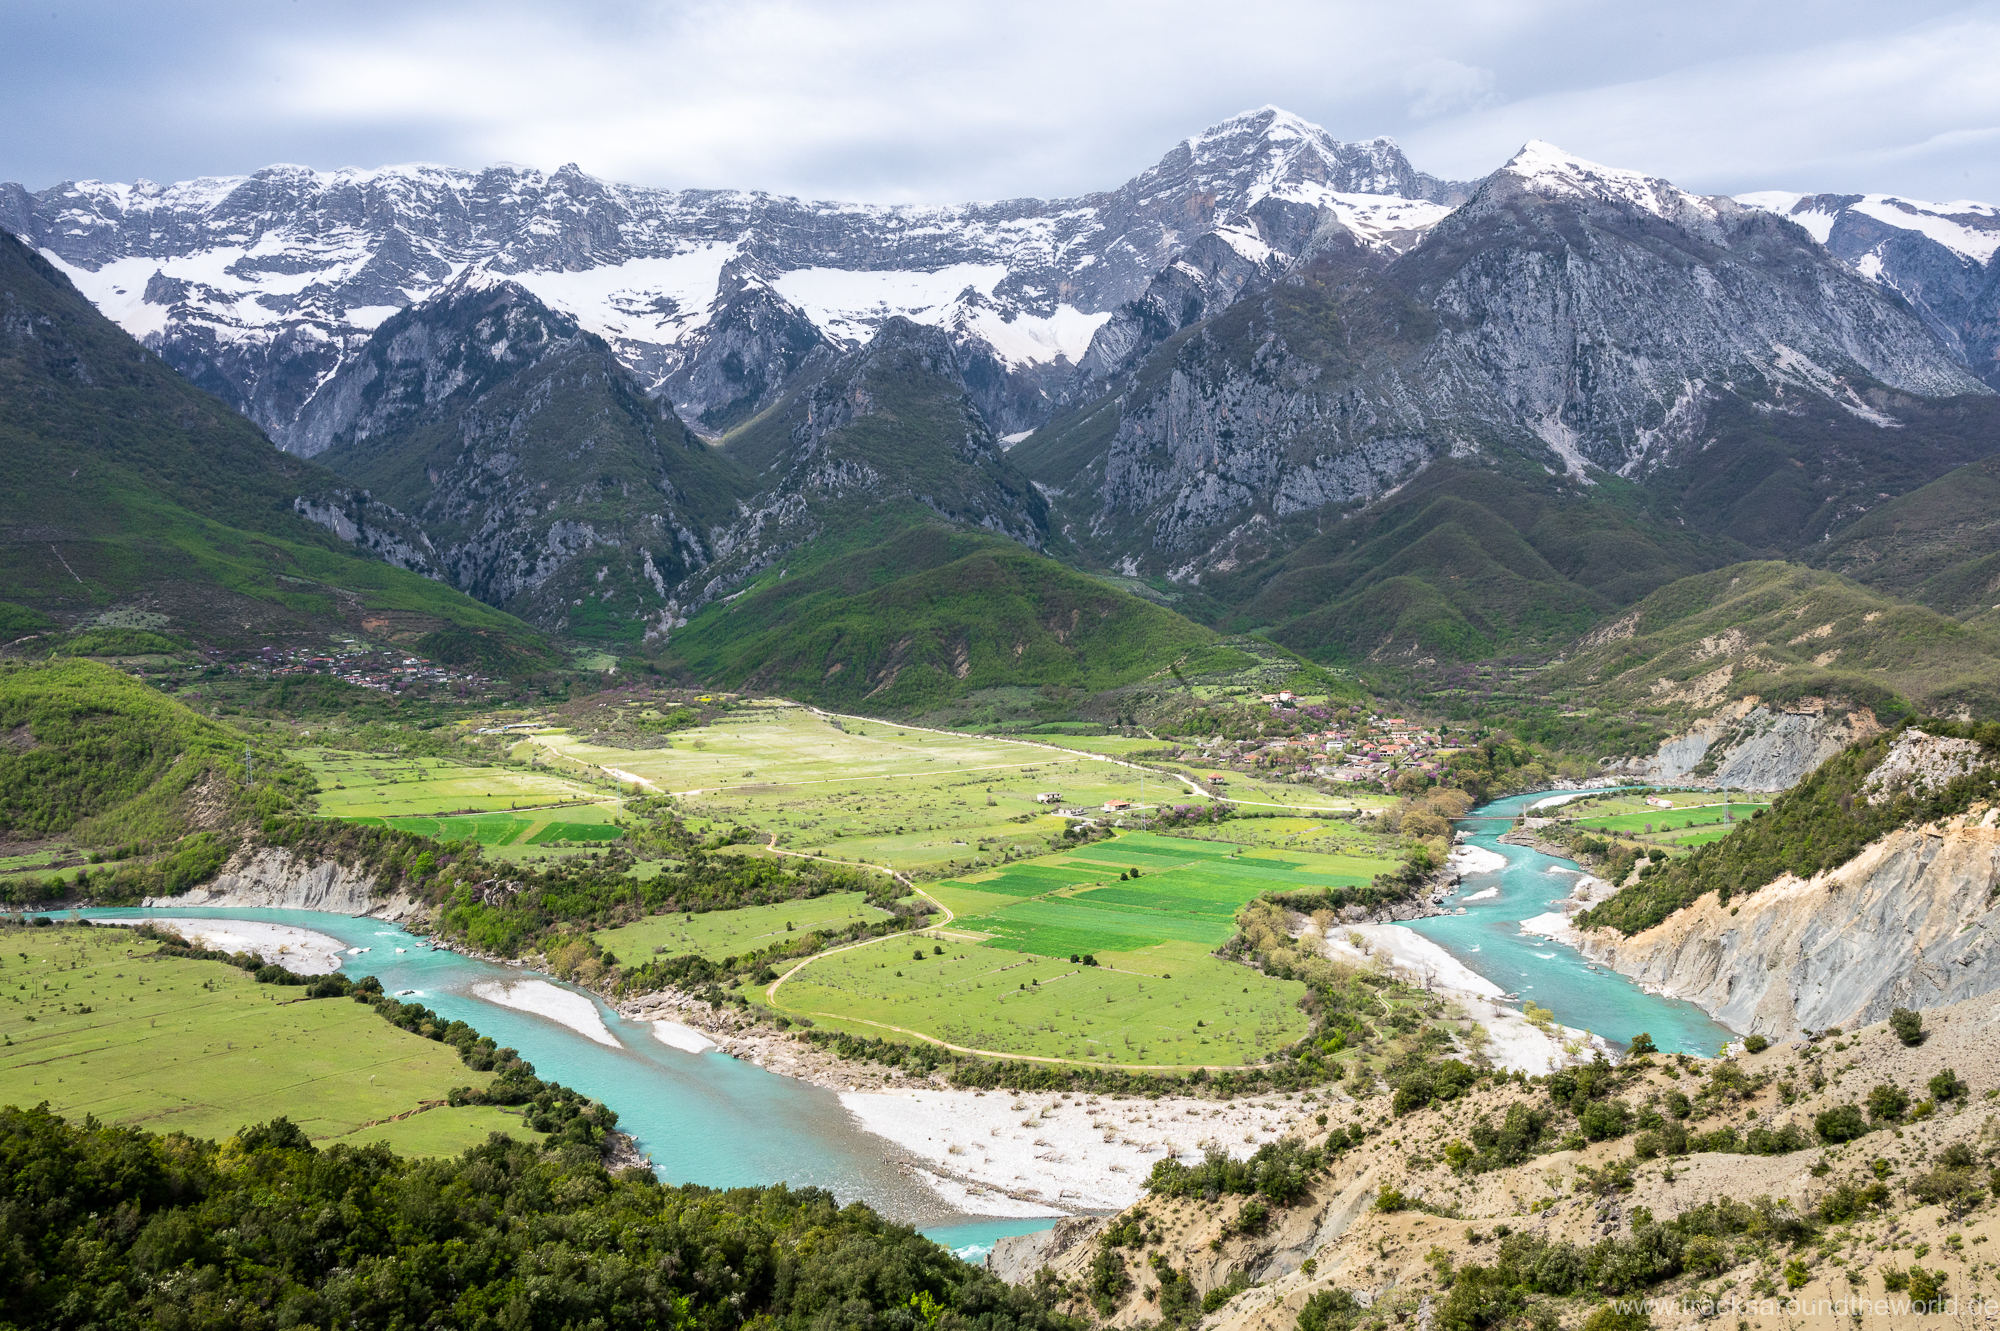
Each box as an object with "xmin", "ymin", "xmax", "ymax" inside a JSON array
[
  {"xmin": 660, "ymin": 317, "xmax": 1218, "ymax": 710},
  {"xmin": 0, "ymin": 233, "xmax": 557, "ymax": 666},
  {"xmin": 310, "ymin": 279, "xmax": 750, "ymax": 643},
  {"xmin": 1012, "ymin": 143, "xmax": 2000, "ymax": 664}
]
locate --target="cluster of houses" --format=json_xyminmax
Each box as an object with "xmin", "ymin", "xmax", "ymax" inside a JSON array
[
  {"xmin": 1195, "ymin": 715, "xmax": 1451, "ymax": 789},
  {"xmin": 253, "ymin": 642, "xmax": 493, "ymax": 695}
]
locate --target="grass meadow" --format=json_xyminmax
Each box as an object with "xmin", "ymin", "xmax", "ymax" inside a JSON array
[
  {"xmin": 768, "ymin": 936, "xmax": 1307, "ymax": 1067},
  {"xmin": 524, "ymin": 703, "xmax": 1376, "ymax": 875},
  {"xmin": 592, "ymin": 891, "xmax": 889, "ymax": 963},
  {"xmin": 744, "ymin": 831, "xmax": 1396, "ymax": 1067},
  {"xmin": 294, "ymin": 748, "xmax": 624, "ymax": 856},
  {"xmin": 0, "ymin": 924, "xmax": 538, "ymax": 1154}
]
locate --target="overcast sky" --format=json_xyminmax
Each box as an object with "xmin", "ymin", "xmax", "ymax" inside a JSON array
[{"xmin": 6, "ymin": 0, "xmax": 1999, "ymax": 205}]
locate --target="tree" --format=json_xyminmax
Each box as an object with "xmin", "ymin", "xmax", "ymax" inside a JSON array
[
  {"xmin": 1626, "ymin": 1032, "xmax": 1657, "ymax": 1056},
  {"xmin": 1890, "ymin": 1007, "xmax": 1926, "ymax": 1046},
  {"xmin": 1814, "ymin": 1103, "xmax": 1868, "ymax": 1143},
  {"xmin": 1866, "ymin": 1082, "xmax": 1910, "ymax": 1124}
]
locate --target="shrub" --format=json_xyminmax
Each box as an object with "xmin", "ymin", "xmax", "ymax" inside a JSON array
[
  {"xmin": 1742, "ymin": 1034, "xmax": 1769, "ymax": 1054},
  {"xmin": 1866, "ymin": 1083, "xmax": 1909, "ymax": 1124},
  {"xmin": 1890, "ymin": 1007, "xmax": 1925, "ymax": 1046},
  {"xmin": 1814, "ymin": 1104, "xmax": 1869, "ymax": 1144},
  {"xmin": 1297, "ymin": 1288, "xmax": 1361, "ymax": 1331},
  {"xmin": 1580, "ymin": 1099, "xmax": 1632, "ymax": 1141},
  {"xmin": 1928, "ymin": 1068, "xmax": 1968, "ymax": 1102}
]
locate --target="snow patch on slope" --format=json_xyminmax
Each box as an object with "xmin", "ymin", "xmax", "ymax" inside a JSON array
[
  {"xmin": 1503, "ymin": 141, "xmax": 1710, "ymax": 221},
  {"xmin": 1737, "ymin": 191, "xmax": 2000, "ymax": 264}
]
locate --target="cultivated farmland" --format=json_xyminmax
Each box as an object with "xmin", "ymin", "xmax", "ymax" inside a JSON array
[
  {"xmin": 593, "ymin": 891, "xmax": 890, "ymax": 963},
  {"xmin": 523, "ymin": 701, "xmax": 1364, "ymax": 874},
  {"xmin": 294, "ymin": 748, "xmax": 623, "ymax": 857}
]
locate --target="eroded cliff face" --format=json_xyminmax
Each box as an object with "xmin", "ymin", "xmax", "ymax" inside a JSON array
[
  {"xmin": 1577, "ymin": 806, "xmax": 2000, "ymax": 1037},
  {"xmin": 152, "ymin": 847, "xmax": 422, "ymax": 920},
  {"xmin": 1622, "ymin": 697, "xmax": 1884, "ymax": 792}
]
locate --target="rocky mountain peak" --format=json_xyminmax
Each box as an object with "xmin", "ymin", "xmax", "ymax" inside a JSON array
[{"xmin": 1495, "ymin": 140, "xmax": 1721, "ymax": 223}]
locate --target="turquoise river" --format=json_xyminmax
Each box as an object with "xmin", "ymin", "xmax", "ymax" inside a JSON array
[{"xmin": 69, "ymin": 788, "xmax": 1734, "ymax": 1260}]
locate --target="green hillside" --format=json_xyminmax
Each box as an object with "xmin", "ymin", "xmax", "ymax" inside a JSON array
[
  {"xmin": 0, "ymin": 233, "xmax": 556, "ymax": 664},
  {"xmin": 1205, "ymin": 464, "xmax": 1725, "ymax": 662},
  {"xmin": 1814, "ymin": 452, "xmax": 2000, "ymax": 626},
  {"xmin": 0, "ymin": 658, "xmax": 257, "ymax": 848},
  {"xmin": 1543, "ymin": 561, "xmax": 2000, "ymax": 726},
  {"xmin": 667, "ymin": 514, "xmax": 1215, "ymax": 714}
]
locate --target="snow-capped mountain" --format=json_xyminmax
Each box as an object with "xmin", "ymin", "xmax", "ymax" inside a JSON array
[
  {"xmin": 1739, "ymin": 190, "xmax": 2000, "ymax": 387},
  {"xmin": 1015, "ymin": 139, "xmax": 1992, "ymax": 587},
  {"xmin": 0, "ymin": 107, "xmax": 1469, "ymax": 448}
]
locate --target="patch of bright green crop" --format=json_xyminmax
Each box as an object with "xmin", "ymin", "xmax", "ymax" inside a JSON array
[{"xmin": 0, "ymin": 925, "xmax": 501, "ymax": 1148}]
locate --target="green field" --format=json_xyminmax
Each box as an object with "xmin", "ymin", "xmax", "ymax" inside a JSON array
[
  {"xmin": 1573, "ymin": 803, "xmax": 1766, "ymax": 834},
  {"xmin": 940, "ymin": 832, "xmax": 1398, "ymax": 957},
  {"xmin": 296, "ymin": 748, "xmax": 623, "ymax": 854},
  {"xmin": 528, "ymin": 705, "xmax": 1200, "ymax": 871},
  {"xmin": 594, "ymin": 891, "xmax": 889, "ymax": 962},
  {"xmin": 743, "ymin": 830, "xmax": 1388, "ymax": 1066},
  {"xmin": 0, "ymin": 925, "xmax": 535, "ymax": 1153},
  {"xmin": 768, "ymin": 937, "xmax": 1306, "ymax": 1067}
]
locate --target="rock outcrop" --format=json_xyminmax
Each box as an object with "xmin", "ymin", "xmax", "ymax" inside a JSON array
[
  {"xmin": 151, "ymin": 847, "xmax": 423, "ymax": 920},
  {"xmin": 1576, "ymin": 805, "xmax": 2000, "ymax": 1037},
  {"xmin": 1622, "ymin": 697, "xmax": 1884, "ymax": 791}
]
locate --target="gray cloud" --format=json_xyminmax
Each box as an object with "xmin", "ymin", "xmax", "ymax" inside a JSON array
[{"xmin": 4, "ymin": 0, "xmax": 1997, "ymax": 203}]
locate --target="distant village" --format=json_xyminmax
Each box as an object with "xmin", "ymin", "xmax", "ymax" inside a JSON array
[
  {"xmin": 1178, "ymin": 694, "xmax": 1449, "ymax": 790},
  {"xmin": 250, "ymin": 642, "xmax": 496, "ymax": 695}
]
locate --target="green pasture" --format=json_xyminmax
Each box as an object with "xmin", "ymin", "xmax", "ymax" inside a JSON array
[
  {"xmin": 1573, "ymin": 803, "xmax": 1765, "ymax": 834},
  {"xmin": 0, "ymin": 925, "xmax": 523, "ymax": 1153},
  {"xmin": 947, "ymin": 835, "xmax": 1390, "ymax": 956},
  {"xmin": 296, "ymin": 748, "xmax": 610, "ymax": 819},
  {"xmin": 341, "ymin": 1104, "xmax": 545, "ymax": 1156},
  {"xmin": 529, "ymin": 704, "xmax": 1217, "ymax": 871},
  {"xmin": 743, "ymin": 829, "xmax": 1377, "ymax": 1065},
  {"xmin": 1657, "ymin": 827, "xmax": 1741, "ymax": 848},
  {"xmin": 767, "ymin": 937, "xmax": 1307, "ymax": 1067},
  {"xmin": 295, "ymin": 748, "xmax": 622, "ymax": 855},
  {"xmin": 593, "ymin": 891, "xmax": 889, "ymax": 963}
]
